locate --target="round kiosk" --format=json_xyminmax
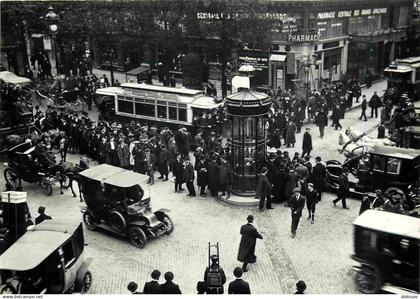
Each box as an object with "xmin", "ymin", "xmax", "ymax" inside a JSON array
[{"xmin": 226, "ymin": 89, "xmax": 272, "ymax": 196}]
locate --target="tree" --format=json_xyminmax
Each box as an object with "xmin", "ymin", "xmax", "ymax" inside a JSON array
[{"xmin": 182, "ymin": 52, "xmax": 203, "ymax": 89}]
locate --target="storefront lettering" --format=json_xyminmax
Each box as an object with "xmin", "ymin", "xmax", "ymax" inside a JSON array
[
  {"xmin": 318, "ymin": 12, "xmax": 336, "ymax": 19},
  {"xmin": 317, "ymin": 8, "xmax": 386, "ymax": 19},
  {"xmin": 196, "ymin": 12, "xmax": 287, "ymax": 20},
  {"xmin": 288, "ymin": 34, "xmax": 320, "ymax": 43},
  {"xmin": 361, "ymin": 9, "xmax": 372, "ymax": 15},
  {"xmin": 337, "ymin": 11, "xmax": 352, "ymax": 18},
  {"xmin": 373, "ymin": 8, "xmax": 387, "ymax": 14}
]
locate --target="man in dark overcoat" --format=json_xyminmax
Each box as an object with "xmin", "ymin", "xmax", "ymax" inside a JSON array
[
  {"xmin": 301, "ymin": 128, "xmax": 313, "ymax": 158},
  {"xmin": 195, "ymin": 155, "xmax": 208, "ymax": 197},
  {"xmin": 290, "ymin": 187, "xmax": 305, "ymax": 238},
  {"xmin": 207, "ymin": 156, "xmax": 220, "ymax": 197},
  {"xmin": 173, "ymin": 155, "xmax": 185, "ymax": 192},
  {"xmin": 237, "ymin": 215, "xmax": 263, "ymax": 272},
  {"xmin": 255, "ymin": 167, "xmax": 272, "ymax": 211},
  {"xmin": 332, "ymin": 167, "xmax": 350, "ymax": 209},
  {"xmin": 310, "ymin": 156, "xmax": 326, "ymax": 202},
  {"xmin": 183, "ymin": 157, "xmax": 196, "ymax": 197}
]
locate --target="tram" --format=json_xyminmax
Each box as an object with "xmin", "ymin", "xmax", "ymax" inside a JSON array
[
  {"xmin": 95, "ymin": 83, "xmax": 224, "ymax": 132},
  {"xmin": 383, "ymin": 56, "xmax": 420, "ymax": 100}
]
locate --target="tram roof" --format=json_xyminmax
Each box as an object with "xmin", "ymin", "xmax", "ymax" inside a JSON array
[{"xmin": 121, "ymin": 82, "xmax": 203, "ymax": 96}]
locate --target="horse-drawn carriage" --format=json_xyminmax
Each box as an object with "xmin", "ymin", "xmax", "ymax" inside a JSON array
[
  {"xmin": 3, "ymin": 142, "xmax": 71, "ymax": 196},
  {"xmin": 0, "ymin": 72, "xmax": 35, "ymax": 147}
]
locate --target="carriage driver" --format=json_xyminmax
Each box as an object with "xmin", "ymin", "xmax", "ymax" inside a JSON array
[{"xmin": 33, "ymin": 133, "xmax": 58, "ymax": 173}]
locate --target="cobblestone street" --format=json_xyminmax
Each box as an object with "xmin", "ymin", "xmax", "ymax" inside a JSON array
[{"xmin": 0, "ymin": 87, "xmax": 385, "ymax": 293}]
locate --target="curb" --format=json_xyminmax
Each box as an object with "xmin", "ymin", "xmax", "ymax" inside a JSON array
[{"xmin": 216, "ymin": 194, "xmax": 259, "ymax": 207}]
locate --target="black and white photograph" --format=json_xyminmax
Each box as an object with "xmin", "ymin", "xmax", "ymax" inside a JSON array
[{"xmin": 0, "ymin": 0, "xmax": 419, "ymax": 295}]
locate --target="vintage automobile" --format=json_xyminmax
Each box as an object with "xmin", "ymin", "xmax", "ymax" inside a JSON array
[
  {"xmin": 351, "ymin": 209, "xmax": 419, "ymax": 294},
  {"xmin": 326, "ymin": 145, "xmax": 420, "ymax": 200},
  {"xmin": 76, "ymin": 164, "xmax": 174, "ymax": 249},
  {"xmin": 0, "ymin": 221, "xmax": 92, "ymax": 294}
]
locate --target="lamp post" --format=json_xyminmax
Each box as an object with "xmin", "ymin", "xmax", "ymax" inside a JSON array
[
  {"xmin": 45, "ymin": 6, "xmax": 59, "ymax": 77},
  {"xmin": 103, "ymin": 48, "xmax": 116, "ymax": 86}
]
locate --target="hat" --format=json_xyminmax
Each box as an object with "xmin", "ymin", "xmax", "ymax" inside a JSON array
[
  {"xmin": 308, "ymin": 183, "xmax": 314, "ymax": 187},
  {"xmin": 247, "ymin": 215, "xmax": 254, "ymax": 221},
  {"xmin": 294, "ymin": 187, "xmax": 301, "ymax": 193},
  {"xmin": 38, "ymin": 206, "xmax": 46, "ymax": 214},
  {"xmin": 268, "ymin": 147, "xmax": 277, "ymax": 154},
  {"xmin": 261, "ymin": 167, "xmax": 268, "ymax": 173},
  {"xmin": 375, "ymin": 189, "xmax": 383, "ymax": 195}
]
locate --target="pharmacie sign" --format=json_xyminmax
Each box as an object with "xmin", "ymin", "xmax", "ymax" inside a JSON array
[
  {"xmin": 317, "ymin": 8, "xmax": 387, "ymax": 19},
  {"xmin": 288, "ymin": 34, "xmax": 320, "ymax": 43}
]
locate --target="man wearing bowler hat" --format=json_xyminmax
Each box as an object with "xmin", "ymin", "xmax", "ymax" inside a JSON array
[
  {"xmin": 290, "ymin": 187, "xmax": 305, "ymax": 238},
  {"xmin": 237, "ymin": 215, "xmax": 263, "ymax": 272}
]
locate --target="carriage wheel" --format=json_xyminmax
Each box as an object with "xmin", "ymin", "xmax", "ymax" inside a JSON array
[
  {"xmin": 83, "ymin": 211, "xmax": 97, "ymax": 231},
  {"xmin": 80, "ymin": 271, "xmax": 92, "ymax": 294},
  {"xmin": 128, "ymin": 226, "xmax": 147, "ymax": 249},
  {"xmin": 41, "ymin": 179, "xmax": 53, "ymax": 196},
  {"xmin": 355, "ymin": 268, "xmax": 380, "ymax": 294},
  {"xmin": 4, "ymin": 168, "xmax": 20, "ymax": 190}
]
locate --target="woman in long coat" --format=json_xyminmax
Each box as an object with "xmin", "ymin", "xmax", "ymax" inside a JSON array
[
  {"xmin": 117, "ymin": 139, "xmax": 130, "ymax": 168},
  {"xmin": 285, "ymin": 121, "xmax": 296, "ymax": 147}
]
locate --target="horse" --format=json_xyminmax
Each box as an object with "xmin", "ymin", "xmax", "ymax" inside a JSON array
[
  {"xmin": 338, "ymin": 127, "xmax": 395, "ymax": 157},
  {"xmin": 55, "ymin": 160, "xmax": 87, "ymax": 198}
]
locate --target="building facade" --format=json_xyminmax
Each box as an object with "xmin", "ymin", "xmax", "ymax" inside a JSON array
[{"xmin": 1, "ymin": 0, "xmax": 416, "ymax": 90}]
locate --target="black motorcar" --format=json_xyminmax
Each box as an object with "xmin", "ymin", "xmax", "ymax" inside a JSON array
[
  {"xmin": 326, "ymin": 145, "xmax": 420, "ymax": 200},
  {"xmin": 76, "ymin": 164, "xmax": 174, "ymax": 249},
  {"xmin": 351, "ymin": 209, "xmax": 419, "ymax": 294}
]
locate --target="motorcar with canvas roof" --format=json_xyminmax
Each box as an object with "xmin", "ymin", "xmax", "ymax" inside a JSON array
[
  {"xmin": 76, "ymin": 164, "xmax": 174, "ymax": 249},
  {"xmin": 0, "ymin": 220, "xmax": 92, "ymax": 294}
]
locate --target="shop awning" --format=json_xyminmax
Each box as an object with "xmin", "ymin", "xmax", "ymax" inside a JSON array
[
  {"xmin": 269, "ymin": 54, "xmax": 287, "ymax": 62},
  {"xmin": 384, "ymin": 66, "xmax": 412, "ymax": 73}
]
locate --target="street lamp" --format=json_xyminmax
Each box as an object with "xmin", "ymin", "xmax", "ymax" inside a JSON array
[
  {"xmin": 103, "ymin": 48, "xmax": 117, "ymax": 86},
  {"xmin": 45, "ymin": 6, "xmax": 60, "ymax": 77}
]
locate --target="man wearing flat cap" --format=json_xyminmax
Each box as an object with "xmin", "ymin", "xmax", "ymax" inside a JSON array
[
  {"xmin": 237, "ymin": 215, "xmax": 263, "ymax": 272},
  {"xmin": 305, "ymin": 183, "xmax": 318, "ymax": 224},
  {"xmin": 290, "ymin": 188, "xmax": 305, "ymax": 238}
]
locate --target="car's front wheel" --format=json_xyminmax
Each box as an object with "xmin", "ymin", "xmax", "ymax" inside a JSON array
[
  {"xmin": 162, "ymin": 214, "xmax": 174, "ymax": 235},
  {"xmin": 355, "ymin": 268, "xmax": 380, "ymax": 294},
  {"xmin": 80, "ymin": 271, "xmax": 92, "ymax": 294},
  {"xmin": 128, "ymin": 226, "xmax": 147, "ymax": 249},
  {"xmin": 83, "ymin": 211, "xmax": 97, "ymax": 231}
]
